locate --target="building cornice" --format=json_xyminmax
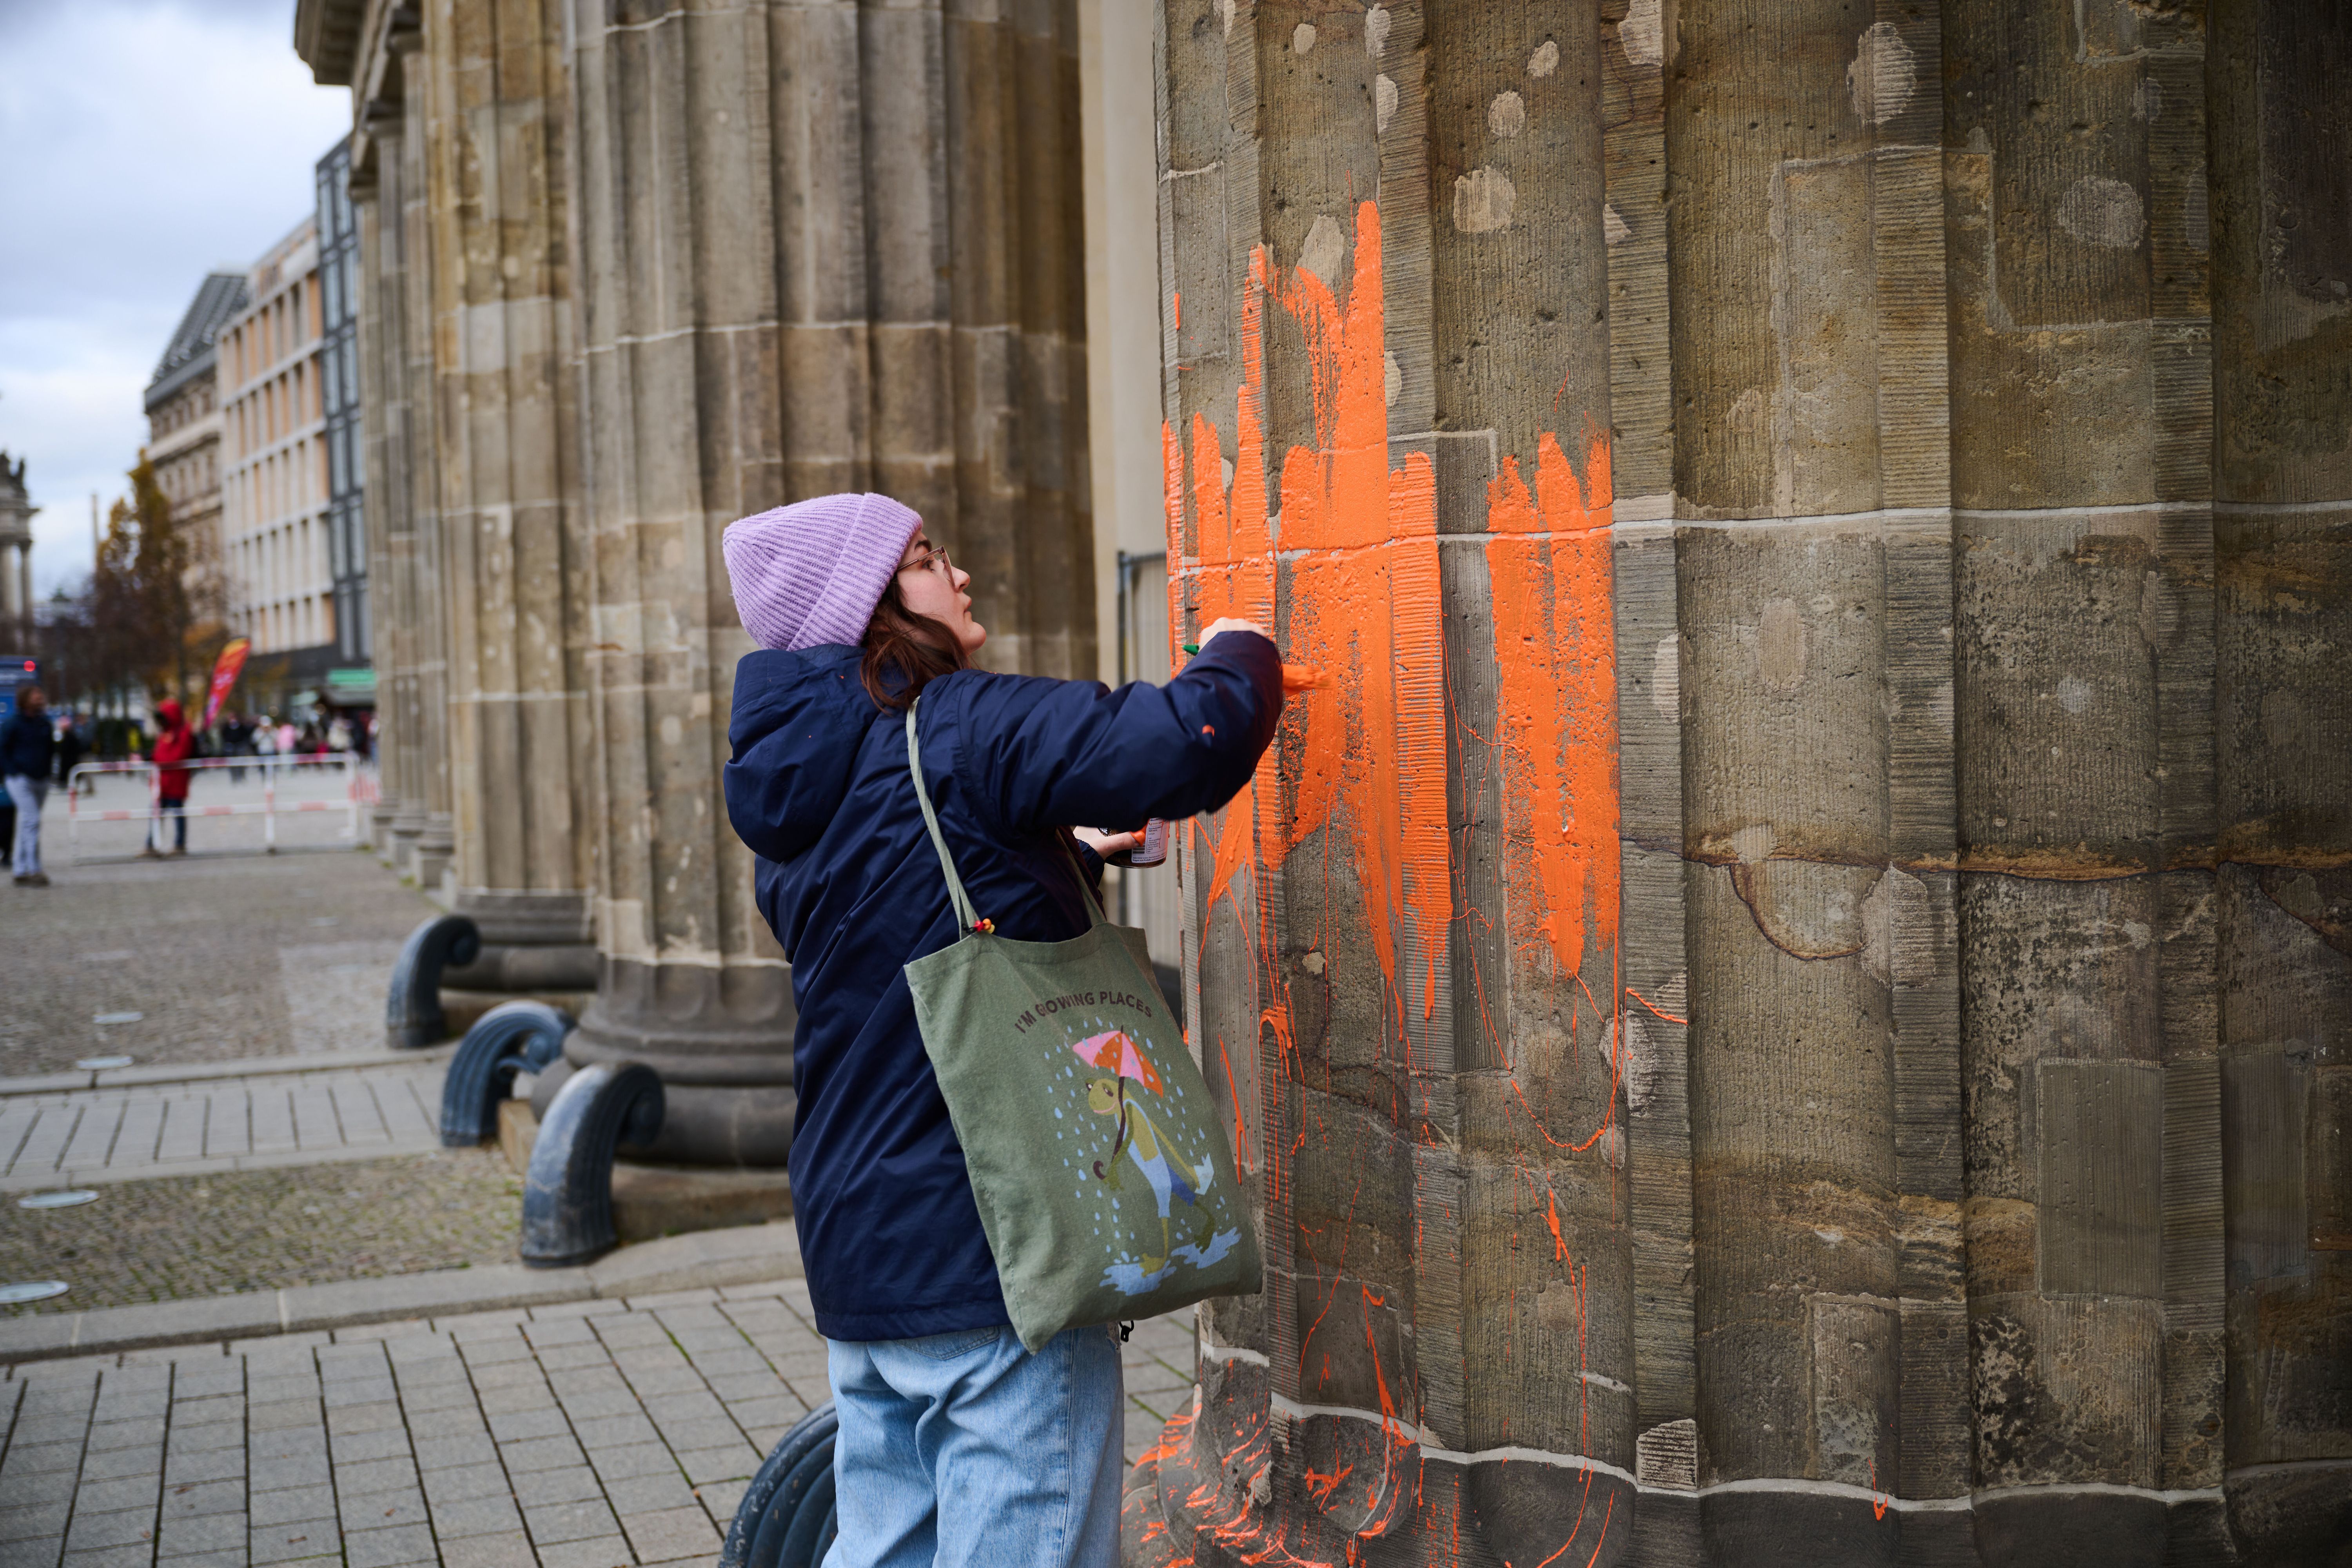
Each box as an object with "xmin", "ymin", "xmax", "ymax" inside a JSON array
[
  {"xmin": 292, "ymin": 0, "xmax": 365, "ymax": 87},
  {"xmin": 304, "ymin": 0, "xmax": 419, "ymax": 196}
]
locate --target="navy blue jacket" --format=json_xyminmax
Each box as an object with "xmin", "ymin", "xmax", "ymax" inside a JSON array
[
  {"xmin": 0, "ymin": 711, "xmax": 53, "ymax": 781},
  {"xmin": 723, "ymin": 634, "xmax": 1281, "ymax": 1341}
]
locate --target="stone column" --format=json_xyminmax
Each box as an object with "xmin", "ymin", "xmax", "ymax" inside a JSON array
[
  {"xmin": 557, "ymin": 0, "xmax": 1091, "ymax": 1164},
  {"xmin": 352, "ymin": 25, "xmax": 439, "ymax": 876},
  {"xmin": 352, "ymin": 173, "xmax": 403, "ymax": 855},
  {"xmin": 2207, "ymin": 4, "xmax": 2352, "ymax": 1557},
  {"xmin": 419, "ymin": 0, "xmax": 599, "ymax": 991},
  {"xmin": 1662, "ymin": 4, "xmax": 1955, "ymax": 1560},
  {"xmin": 1135, "ymin": 3, "xmax": 1635, "ymax": 1558},
  {"xmin": 1946, "ymin": 3, "xmax": 2230, "ymax": 1559},
  {"xmin": 391, "ymin": 33, "xmax": 459, "ymax": 891}
]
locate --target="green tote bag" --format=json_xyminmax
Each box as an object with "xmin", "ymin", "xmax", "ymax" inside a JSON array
[{"xmin": 900, "ymin": 700, "xmax": 1262, "ymax": 1350}]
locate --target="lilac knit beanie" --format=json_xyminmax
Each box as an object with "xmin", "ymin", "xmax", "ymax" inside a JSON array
[{"xmin": 722, "ymin": 493, "xmax": 924, "ymax": 651}]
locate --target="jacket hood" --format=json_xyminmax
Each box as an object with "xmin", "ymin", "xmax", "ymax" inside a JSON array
[
  {"xmin": 156, "ymin": 699, "xmax": 184, "ymax": 729},
  {"xmin": 724, "ymin": 644, "xmax": 880, "ymax": 864}
]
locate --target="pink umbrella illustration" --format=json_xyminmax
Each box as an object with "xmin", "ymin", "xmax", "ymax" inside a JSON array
[
  {"xmin": 1074, "ymin": 1029, "xmax": 1162, "ymax": 1181},
  {"xmin": 1072, "ymin": 1029, "xmax": 1163, "ymax": 1094}
]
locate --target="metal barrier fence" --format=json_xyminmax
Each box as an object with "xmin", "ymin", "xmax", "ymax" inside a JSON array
[{"xmin": 65, "ymin": 753, "xmax": 367, "ymax": 860}]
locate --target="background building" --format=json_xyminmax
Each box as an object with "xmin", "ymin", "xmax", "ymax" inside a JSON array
[
  {"xmin": 218, "ymin": 217, "xmax": 334, "ymax": 716},
  {"xmin": 143, "ymin": 270, "xmax": 247, "ymax": 616},
  {"xmin": 316, "ymin": 136, "xmax": 373, "ymax": 718}
]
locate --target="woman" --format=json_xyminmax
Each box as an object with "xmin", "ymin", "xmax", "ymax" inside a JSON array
[{"xmin": 721, "ymin": 493, "xmax": 1280, "ymax": 1568}]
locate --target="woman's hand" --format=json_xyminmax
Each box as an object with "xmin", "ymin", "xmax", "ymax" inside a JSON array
[
  {"xmin": 1073, "ymin": 826, "xmax": 1143, "ymax": 858},
  {"xmin": 1196, "ymin": 617, "xmax": 1268, "ymax": 651}
]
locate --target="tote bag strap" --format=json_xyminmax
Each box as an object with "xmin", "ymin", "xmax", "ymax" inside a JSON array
[
  {"xmin": 904, "ymin": 697, "xmax": 1109, "ymax": 936},
  {"xmin": 906, "ymin": 699, "xmax": 982, "ymax": 933}
]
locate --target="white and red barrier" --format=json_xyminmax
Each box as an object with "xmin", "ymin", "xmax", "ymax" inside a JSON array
[{"xmin": 65, "ymin": 752, "xmax": 367, "ymax": 860}]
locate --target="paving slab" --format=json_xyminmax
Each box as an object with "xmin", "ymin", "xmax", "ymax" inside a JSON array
[
  {"xmin": 0, "ymin": 1277, "xmax": 1197, "ymax": 1568},
  {"xmin": 0, "ymin": 1061, "xmax": 450, "ymax": 1191},
  {"xmin": 0, "ymin": 1224, "xmax": 804, "ymax": 1367}
]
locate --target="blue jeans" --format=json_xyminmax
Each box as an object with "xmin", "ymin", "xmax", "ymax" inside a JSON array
[
  {"xmin": 5, "ymin": 776, "xmax": 41, "ymax": 876},
  {"xmin": 825, "ymin": 1323, "xmax": 1124, "ymax": 1568}
]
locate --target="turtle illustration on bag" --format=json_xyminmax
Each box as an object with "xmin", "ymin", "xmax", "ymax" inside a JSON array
[{"xmin": 1074, "ymin": 1029, "xmax": 1220, "ymax": 1274}]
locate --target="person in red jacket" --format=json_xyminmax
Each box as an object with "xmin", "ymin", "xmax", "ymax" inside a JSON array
[{"xmin": 145, "ymin": 698, "xmax": 196, "ymax": 858}]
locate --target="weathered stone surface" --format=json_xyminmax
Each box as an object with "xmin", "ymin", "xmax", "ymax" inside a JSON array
[
  {"xmin": 419, "ymin": 0, "xmax": 599, "ymax": 980},
  {"xmin": 1129, "ymin": 2, "xmax": 2344, "ymax": 1565},
  {"xmin": 303, "ymin": 2, "xmax": 2348, "ymax": 1559}
]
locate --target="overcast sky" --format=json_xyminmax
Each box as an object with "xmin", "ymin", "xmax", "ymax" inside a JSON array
[{"xmin": 0, "ymin": 0, "xmax": 349, "ymax": 599}]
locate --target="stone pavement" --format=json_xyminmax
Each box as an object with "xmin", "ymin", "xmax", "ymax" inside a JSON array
[
  {"xmin": 0, "ymin": 1056, "xmax": 450, "ymax": 1194},
  {"xmin": 0, "ymin": 1281, "xmax": 1195, "ymax": 1568},
  {"xmin": 0, "ymin": 1151, "xmax": 521, "ymax": 1314},
  {"xmin": 0, "ymin": 786, "xmax": 1208, "ymax": 1565},
  {"xmin": 0, "ymin": 808, "xmax": 436, "ymax": 1079}
]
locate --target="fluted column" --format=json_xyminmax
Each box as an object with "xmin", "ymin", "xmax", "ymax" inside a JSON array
[
  {"xmin": 559, "ymin": 0, "xmax": 1091, "ymax": 1164},
  {"xmin": 1666, "ymin": 5, "xmax": 1954, "ymax": 1561},
  {"xmin": 1946, "ymin": 4, "xmax": 2230, "ymax": 1560},
  {"xmin": 421, "ymin": 0, "xmax": 599, "ymax": 989},
  {"xmin": 2207, "ymin": 4, "xmax": 2352, "ymax": 1557},
  {"xmin": 354, "ymin": 174, "xmax": 406, "ymax": 854},
  {"xmin": 390, "ymin": 32, "xmax": 459, "ymax": 889},
  {"xmin": 356, "ymin": 30, "xmax": 448, "ymax": 881},
  {"xmin": 1135, "ymin": 2, "xmax": 1634, "ymax": 1558}
]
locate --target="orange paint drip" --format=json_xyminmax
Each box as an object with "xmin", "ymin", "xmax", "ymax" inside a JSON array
[
  {"xmin": 1216, "ymin": 1032, "xmax": 1249, "ymax": 1155},
  {"xmin": 1626, "ymin": 985, "xmax": 1688, "ymax": 1025},
  {"xmin": 1203, "ymin": 780, "xmax": 1256, "ymax": 920}
]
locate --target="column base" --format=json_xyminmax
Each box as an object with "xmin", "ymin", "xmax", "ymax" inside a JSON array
[
  {"xmin": 558, "ymin": 957, "xmax": 797, "ymax": 1166},
  {"xmin": 495, "ymin": 1099, "xmax": 792, "ymax": 1241},
  {"xmin": 442, "ymin": 889, "xmax": 599, "ymax": 991},
  {"xmin": 409, "ymin": 814, "xmax": 454, "ymax": 896}
]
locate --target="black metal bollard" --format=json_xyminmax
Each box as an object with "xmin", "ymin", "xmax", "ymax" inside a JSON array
[
  {"xmin": 519, "ymin": 1062, "xmax": 663, "ymax": 1269},
  {"xmin": 439, "ymin": 1001, "xmax": 575, "ymax": 1147},
  {"xmin": 385, "ymin": 913, "xmax": 482, "ymax": 1049},
  {"xmin": 720, "ymin": 1403, "xmax": 839, "ymax": 1568}
]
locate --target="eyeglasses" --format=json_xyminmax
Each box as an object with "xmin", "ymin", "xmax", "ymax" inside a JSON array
[{"xmin": 902, "ymin": 543, "xmax": 954, "ymax": 577}]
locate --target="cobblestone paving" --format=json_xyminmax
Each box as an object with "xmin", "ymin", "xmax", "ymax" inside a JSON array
[
  {"xmin": 0, "ymin": 1061, "xmax": 448, "ymax": 1192},
  {"xmin": 0, "ymin": 1152, "xmax": 524, "ymax": 1312},
  {"xmin": 0, "ymin": 809, "xmax": 436, "ymax": 1078},
  {"xmin": 0, "ymin": 1283, "xmax": 1197, "ymax": 1567}
]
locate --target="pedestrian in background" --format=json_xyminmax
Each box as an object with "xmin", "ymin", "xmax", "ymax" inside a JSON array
[
  {"xmin": 221, "ymin": 711, "xmax": 252, "ymax": 783},
  {"xmin": 276, "ymin": 717, "xmax": 297, "ymax": 756},
  {"xmin": 146, "ymin": 698, "xmax": 196, "ymax": 858},
  {"xmin": 54, "ymin": 712, "xmax": 88, "ymax": 796},
  {"xmin": 720, "ymin": 494, "xmax": 1281, "ymax": 1568},
  {"xmin": 2, "ymin": 686, "xmax": 56, "ymax": 887}
]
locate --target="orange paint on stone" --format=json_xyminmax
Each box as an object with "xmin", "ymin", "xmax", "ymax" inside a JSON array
[
  {"xmin": 1483, "ymin": 430, "xmax": 1619, "ymax": 986},
  {"xmin": 1255, "ymin": 204, "xmax": 1449, "ymax": 1014},
  {"xmin": 1156, "ymin": 193, "xmax": 1625, "ymax": 1567}
]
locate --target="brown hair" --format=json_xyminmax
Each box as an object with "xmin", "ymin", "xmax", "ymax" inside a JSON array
[{"xmin": 860, "ymin": 575, "xmax": 969, "ymax": 710}]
